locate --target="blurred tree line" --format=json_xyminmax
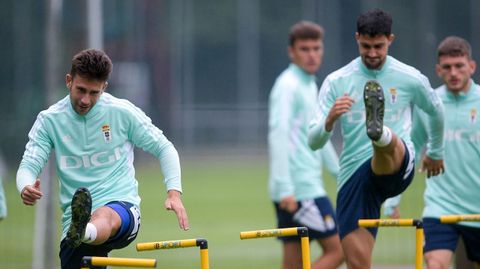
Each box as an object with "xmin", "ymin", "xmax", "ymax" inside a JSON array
[{"xmin": 0, "ymin": 0, "xmax": 478, "ymax": 169}]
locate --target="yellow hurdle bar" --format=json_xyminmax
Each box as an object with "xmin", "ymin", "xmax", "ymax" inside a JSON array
[
  {"xmin": 440, "ymin": 214, "xmax": 480, "ymax": 224},
  {"xmin": 239, "ymin": 227, "xmax": 299, "ymax": 239},
  {"xmin": 240, "ymin": 227, "xmax": 311, "ymax": 269},
  {"xmin": 358, "ymin": 218, "xmax": 414, "ymax": 227},
  {"xmin": 137, "ymin": 238, "xmax": 198, "ymax": 251},
  {"xmin": 359, "ymin": 219, "xmax": 423, "ymax": 269},
  {"xmin": 80, "ymin": 256, "xmax": 157, "ymax": 268},
  {"xmin": 136, "ymin": 238, "xmax": 209, "ymax": 269}
]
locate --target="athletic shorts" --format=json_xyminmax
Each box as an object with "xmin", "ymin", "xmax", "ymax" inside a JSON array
[
  {"xmin": 336, "ymin": 142, "xmax": 414, "ymax": 239},
  {"xmin": 423, "ymin": 218, "xmax": 480, "ymax": 262},
  {"xmin": 59, "ymin": 201, "xmax": 141, "ymax": 269},
  {"xmin": 274, "ymin": 196, "xmax": 338, "ymax": 242}
]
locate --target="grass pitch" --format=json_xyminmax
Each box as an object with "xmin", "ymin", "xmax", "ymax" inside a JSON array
[{"xmin": 0, "ymin": 152, "xmax": 426, "ymax": 268}]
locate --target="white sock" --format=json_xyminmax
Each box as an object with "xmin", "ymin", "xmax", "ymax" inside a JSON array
[
  {"xmin": 373, "ymin": 126, "xmax": 392, "ymax": 147},
  {"xmin": 82, "ymin": 223, "xmax": 97, "ymax": 243}
]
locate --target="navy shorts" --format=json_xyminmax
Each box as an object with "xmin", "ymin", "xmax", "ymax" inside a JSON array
[
  {"xmin": 336, "ymin": 142, "xmax": 415, "ymax": 239},
  {"xmin": 274, "ymin": 196, "xmax": 339, "ymax": 242},
  {"xmin": 59, "ymin": 201, "xmax": 141, "ymax": 269},
  {"xmin": 423, "ymin": 218, "xmax": 480, "ymax": 262}
]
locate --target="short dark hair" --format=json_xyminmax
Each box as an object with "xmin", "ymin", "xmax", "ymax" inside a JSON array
[
  {"xmin": 357, "ymin": 8, "xmax": 392, "ymax": 37},
  {"xmin": 289, "ymin": 21, "xmax": 324, "ymax": 46},
  {"xmin": 437, "ymin": 36, "xmax": 472, "ymax": 60},
  {"xmin": 70, "ymin": 49, "xmax": 112, "ymax": 81}
]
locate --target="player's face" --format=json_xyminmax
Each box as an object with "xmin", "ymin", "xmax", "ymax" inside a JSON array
[
  {"xmin": 288, "ymin": 38, "xmax": 324, "ymax": 75},
  {"xmin": 66, "ymin": 74, "xmax": 107, "ymax": 115},
  {"xmin": 356, "ymin": 33, "xmax": 394, "ymax": 70},
  {"xmin": 436, "ymin": 55, "xmax": 476, "ymax": 93}
]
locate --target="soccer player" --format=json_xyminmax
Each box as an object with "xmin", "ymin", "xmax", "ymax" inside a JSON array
[
  {"xmin": 16, "ymin": 49, "xmax": 189, "ymax": 269},
  {"xmin": 0, "ymin": 178, "xmax": 6, "ymax": 220},
  {"xmin": 308, "ymin": 8, "xmax": 445, "ymax": 268},
  {"xmin": 412, "ymin": 36, "xmax": 480, "ymax": 269},
  {"xmin": 269, "ymin": 21, "xmax": 344, "ymax": 269}
]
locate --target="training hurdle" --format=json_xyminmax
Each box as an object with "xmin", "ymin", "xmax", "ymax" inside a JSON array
[
  {"xmin": 359, "ymin": 219, "xmax": 424, "ymax": 269},
  {"xmin": 80, "ymin": 256, "xmax": 157, "ymax": 268},
  {"xmin": 240, "ymin": 227, "xmax": 311, "ymax": 269},
  {"xmin": 440, "ymin": 214, "xmax": 480, "ymax": 223},
  {"xmin": 137, "ymin": 238, "xmax": 209, "ymax": 269}
]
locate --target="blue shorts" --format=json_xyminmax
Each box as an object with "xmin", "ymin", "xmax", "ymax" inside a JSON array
[
  {"xmin": 336, "ymin": 142, "xmax": 414, "ymax": 239},
  {"xmin": 423, "ymin": 218, "xmax": 480, "ymax": 262},
  {"xmin": 59, "ymin": 201, "xmax": 141, "ymax": 269},
  {"xmin": 274, "ymin": 196, "xmax": 339, "ymax": 242}
]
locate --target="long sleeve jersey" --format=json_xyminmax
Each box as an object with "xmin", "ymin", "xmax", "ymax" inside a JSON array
[
  {"xmin": 309, "ymin": 56, "xmax": 444, "ymax": 191},
  {"xmin": 412, "ymin": 81, "xmax": 480, "ymax": 228},
  {"xmin": 0, "ymin": 178, "xmax": 6, "ymax": 219},
  {"xmin": 16, "ymin": 93, "xmax": 182, "ymax": 238},
  {"xmin": 268, "ymin": 64, "xmax": 339, "ymax": 202}
]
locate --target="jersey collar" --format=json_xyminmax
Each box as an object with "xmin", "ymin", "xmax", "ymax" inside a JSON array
[
  {"xmin": 358, "ymin": 56, "xmax": 391, "ymax": 77},
  {"xmin": 289, "ymin": 63, "xmax": 316, "ymax": 83},
  {"xmin": 445, "ymin": 79, "xmax": 476, "ymax": 100},
  {"xmin": 68, "ymin": 95, "xmax": 103, "ymax": 120}
]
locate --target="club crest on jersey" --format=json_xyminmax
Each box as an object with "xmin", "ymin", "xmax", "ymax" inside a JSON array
[
  {"xmin": 102, "ymin": 124, "xmax": 112, "ymax": 142},
  {"xmin": 470, "ymin": 108, "xmax": 477, "ymax": 124},
  {"xmin": 389, "ymin": 88, "xmax": 397, "ymax": 104}
]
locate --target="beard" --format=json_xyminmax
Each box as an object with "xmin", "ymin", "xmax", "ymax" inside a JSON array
[{"xmin": 362, "ymin": 56, "xmax": 384, "ymax": 70}]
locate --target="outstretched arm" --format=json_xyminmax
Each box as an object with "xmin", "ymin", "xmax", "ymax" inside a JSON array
[
  {"xmin": 20, "ymin": 179, "xmax": 43, "ymax": 206},
  {"xmin": 158, "ymin": 144, "xmax": 189, "ymax": 231},
  {"xmin": 126, "ymin": 102, "xmax": 189, "ymax": 230},
  {"xmin": 412, "ymin": 78, "xmax": 445, "ymax": 177},
  {"xmin": 165, "ymin": 189, "xmax": 189, "ymax": 230},
  {"xmin": 17, "ymin": 112, "xmax": 52, "ymax": 203}
]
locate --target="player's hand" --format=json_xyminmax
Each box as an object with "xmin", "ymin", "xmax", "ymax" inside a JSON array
[
  {"xmin": 165, "ymin": 190, "xmax": 189, "ymax": 231},
  {"xmin": 279, "ymin": 195, "xmax": 297, "ymax": 214},
  {"xmin": 325, "ymin": 94, "xmax": 355, "ymax": 132},
  {"xmin": 420, "ymin": 155, "xmax": 445, "ymax": 178},
  {"xmin": 21, "ymin": 179, "xmax": 43, "ymax": 206}
]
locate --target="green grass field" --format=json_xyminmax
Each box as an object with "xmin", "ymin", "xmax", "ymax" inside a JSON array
[{"xmin": 0, "ymin": 152, "xmax": 426, "ymax": 268}]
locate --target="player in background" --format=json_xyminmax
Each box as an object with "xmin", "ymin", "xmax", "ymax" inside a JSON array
[
  {"xmin": 0, "ymin": 152, "xmax": 7, "ymax": 221},
  {"xmin": 0, "ymin": 177, "xmax": 6, "ymax": 221},
  {"xmin": 268, "ymin": 21, "xmax": 344, "ymax": 269},
  {"xmin": 17, "ymin": 49, "xmax": 189, "ymax": 269},
  {"xmin": 412, "ymin": 36, "xmax": 480, "ymax": 269},
  {"xmin": 308, "ymin": 8, "xmax": 444, "ymax": 268}
]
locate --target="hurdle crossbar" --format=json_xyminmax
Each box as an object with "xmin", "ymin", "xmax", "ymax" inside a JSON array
[
  {"xmin": 440, "ymin": 214, "xmax": 480, "ymax": 224},
  {"xmin": 80, "ymin": 256, "xmax": 157, "ymax": 268},
  {"xmin": 240, "ymin": 227, "xmax": 310, "ymax": 269},
  {"xmin": 359, "ymin": 219, "xmax": 423, "ymax": 269},
  {"xmin": 137, "ymin": 238, "xmax": 209, "ymax": 269}
]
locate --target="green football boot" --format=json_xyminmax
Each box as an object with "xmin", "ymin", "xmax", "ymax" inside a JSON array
[
  {"xmin": 65, "ymin": 187, "xmax": 92, "ymax": 248},
  {"xmin": 363, "ymin": 80, "xmax": 385, "ymax": 141}
]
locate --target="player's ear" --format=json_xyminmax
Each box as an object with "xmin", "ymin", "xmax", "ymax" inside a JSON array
[
  {"xmin": 66, "ymin": 74, "xmax": 72, "ymax": 88},
  {"xmin": 287, "ymin": 45, "xmax": 294, "ymax": 61},
  {"xmin": 469, "ymin": 60, "xmax": 476, "ymax": 74},
  {"xmin": 103, "ymin": 81, "xmax": 108, "ymax": 91},
  {"xmin": 387, "ymin": 34, "xmax": 395, "ymax": 44},
  {"xmin": 435, "ymin": 64, "xmax": 442, "ymax": 78}
]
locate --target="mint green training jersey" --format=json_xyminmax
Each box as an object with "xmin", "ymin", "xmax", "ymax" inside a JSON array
[
  {"xmin": 269, "ymin": 64, "xmax": 339, "ymax": 202},
  {"xmin": 0, "ymin": 178, "xmax": 6, "ymax": 219},
  {"xmin": 16, "ymin": 93, "xmax": 182, "ymax": 238},
  {"xmin": 309, "ymin": 56, "xmax": 444, "ymax": 191},
  {"xmin": 412, "ymin": 81, "xmax": 480, "ymax": 228}
]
